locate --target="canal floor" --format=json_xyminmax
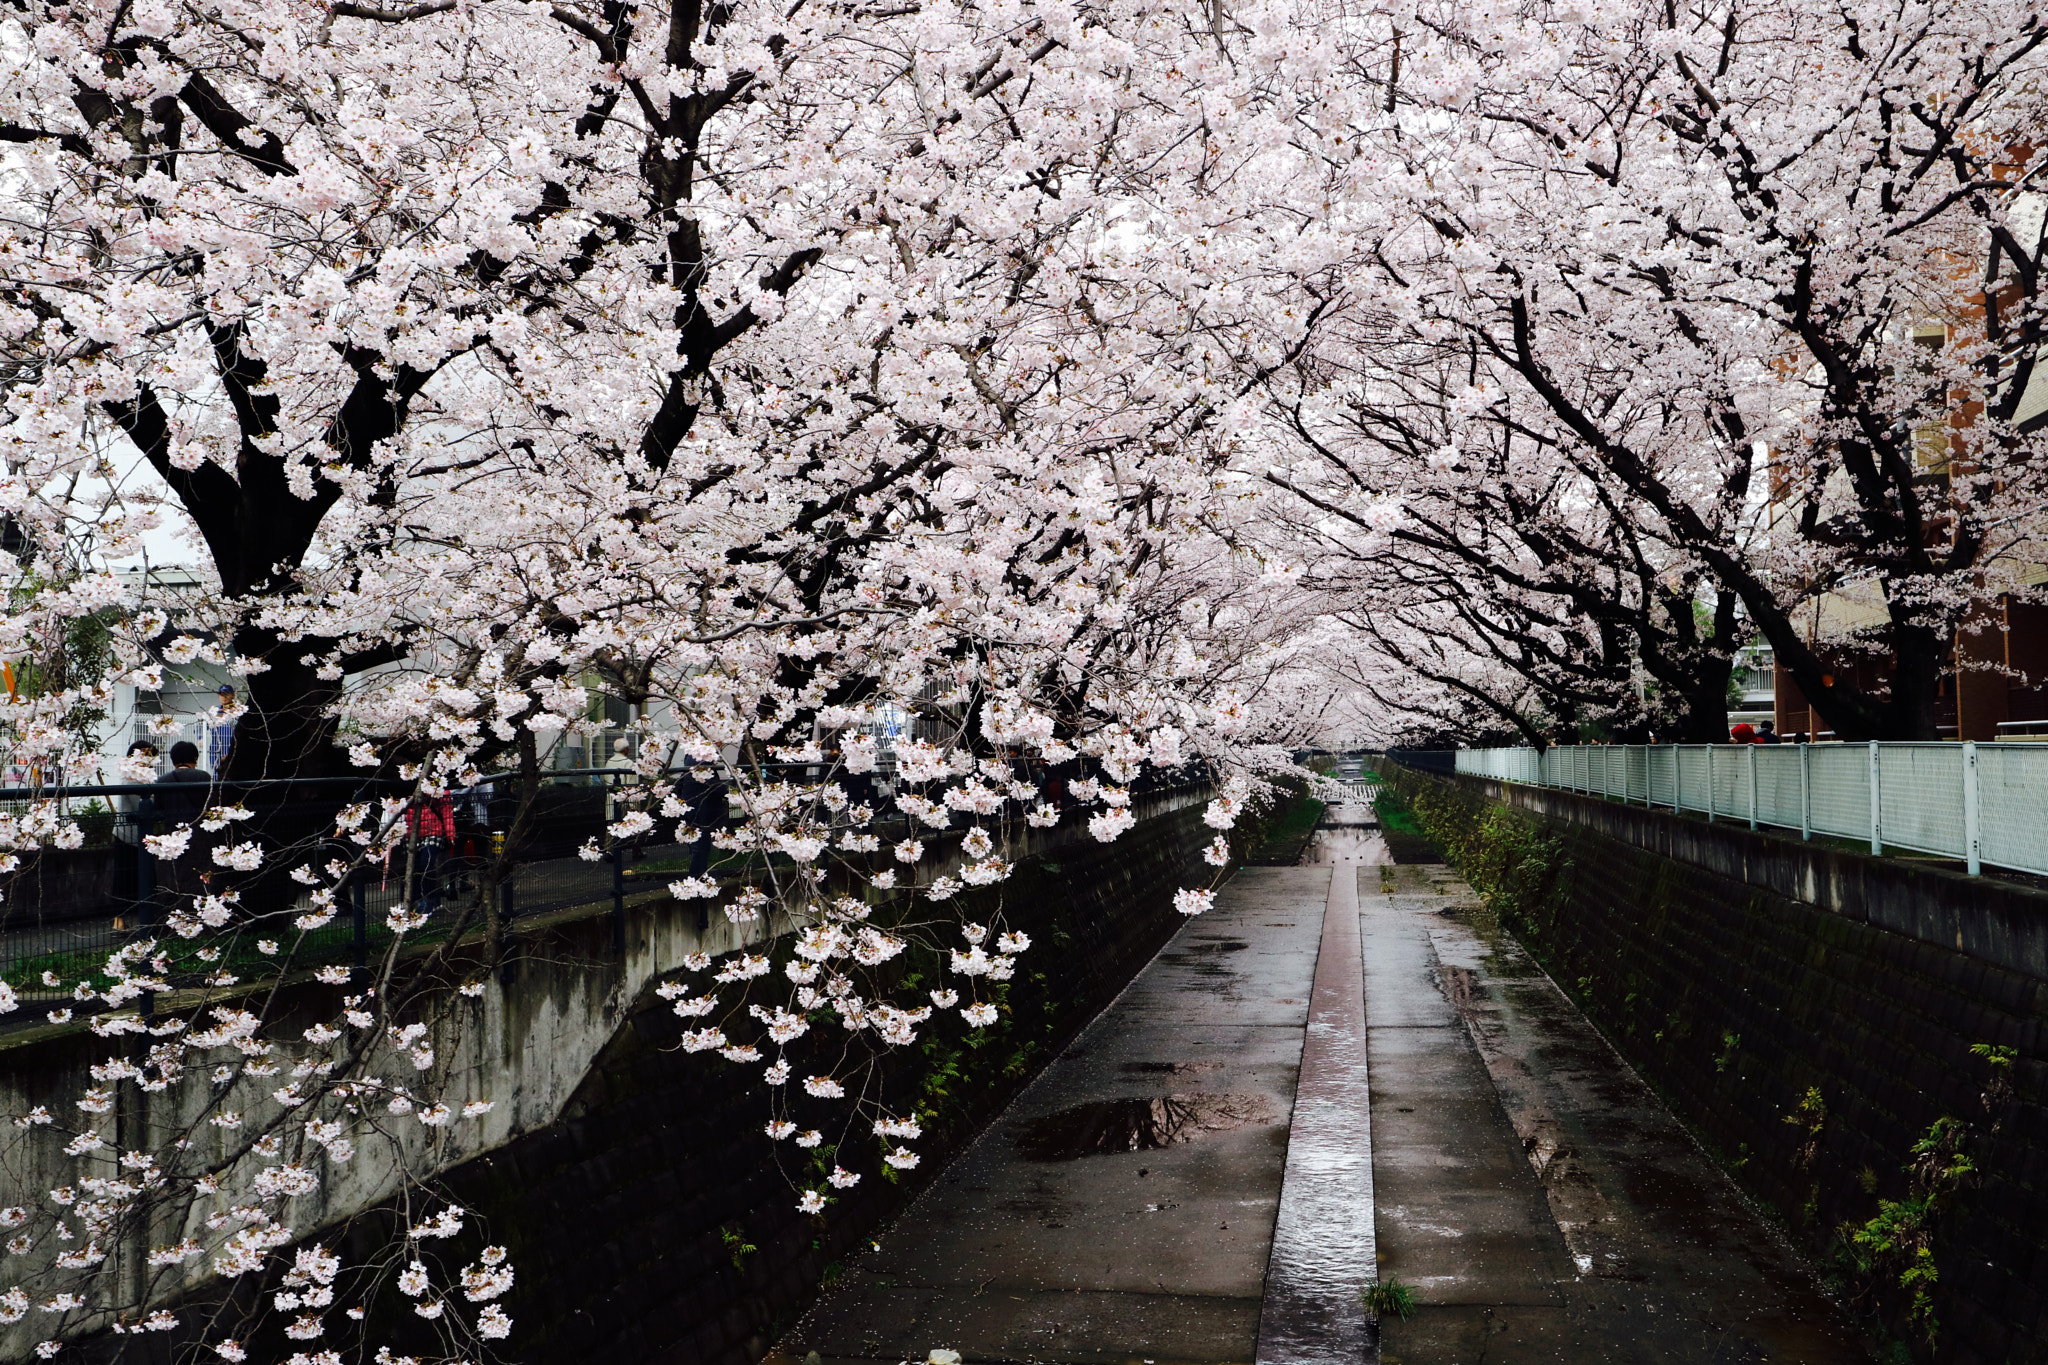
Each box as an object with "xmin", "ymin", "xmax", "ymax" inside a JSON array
[{"xmin": 781, "ymin": 820, "xmax": 1870, "ymax": 1364}]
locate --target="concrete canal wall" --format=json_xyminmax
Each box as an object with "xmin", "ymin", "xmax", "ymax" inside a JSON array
[
  {"xmin": 1380, "ymin": 761, "xmax": 2048, "ymax": 1365},
  {"xmin": 1, "ymin": 785, "xmax": 1256, "ymax": 1365},
  {"xmin": 426, "ymin": 796, "xmax": 1235, "ymax": 1365}
]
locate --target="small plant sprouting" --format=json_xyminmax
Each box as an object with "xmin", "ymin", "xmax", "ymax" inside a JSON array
[
  {"xmin": 1969, "ymin": 1043, "xmax": 2016, "ymax": 1116},
  {"xmin": 1840, "ymin": 1116, "xmax": 1975, "ymax": 1346},
  {"xmin": 1715, "ymin": 1030, "xmax": 1741, "ymax": 1073},
  {"xmin": 1362, "ymin": 1278, "xmax": 1417, "ymax": 1320},
  {"xmin": 1785, "ymin": 1087, "xmax": 1826, "ymax": 1170},
  {"xmin": 719, "ymin": 1223, "xmax": 758, "ymax": 1272}
]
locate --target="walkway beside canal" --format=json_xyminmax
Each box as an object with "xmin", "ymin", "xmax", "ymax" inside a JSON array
[{"xmin": 781, "ymin": 806, "xmax": 1870, "ymax": 1364}]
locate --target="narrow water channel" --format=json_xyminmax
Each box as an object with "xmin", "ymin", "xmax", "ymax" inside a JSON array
[{"xmin": 1300, "ymin": 799, "xmax": 1389, "ymax": 865}]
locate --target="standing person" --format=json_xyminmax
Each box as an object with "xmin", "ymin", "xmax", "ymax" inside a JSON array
[
  {"xmin": 457, "ymin": 777, "xmax": 495, "ymax": 830},
  {"xmin": 153, "ymin": 741, "xmax": 212, "ymax": 825},
  {"xmin": 151, "ymin": 741, "xmax": 215, "ymax": 910},
  {"xmin": 404, "ymin": 791, "xmax": 458, "ymax": 914},
  {"xmin": 681, "ymin": 763, "xmax": 728, "ymax": 879},
  {"xmin": 204, "ymin": 685, "xmax": 240, "ymax": 774},
  {"xmin": 114, "ymin": 740, "xmax": 158, "ymax": 844}
]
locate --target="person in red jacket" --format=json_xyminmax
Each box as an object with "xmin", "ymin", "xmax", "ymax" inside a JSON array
[
  {"xmin": 404, "ymin": 793, "xmax": 457, "ymax": 913},
  {"xmin": 1729, "ymin": 723, "xmax": 1756, "ymax": 744}
]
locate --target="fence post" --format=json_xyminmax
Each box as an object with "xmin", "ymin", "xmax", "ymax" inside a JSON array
[
  {"xmin": 133, "ymin": 797, "xmax": 156, "ymax": 922},
  {"xmin": 1867, "ymin": 741, "xmax": 1882, "ymax": 856},
  {"xmin": 352, "ymin": 881, "xmax": 367, "ymax": 980},
  {"xmin": 1799, "ymin": 742, "xmax": 1811, "ymax": 841},
  {"xmin": 611, "ymin": 839, "xmax": 627, "ymax": 955},
  {"xmin": 1706, "ymin": 746, "xmax": 1715, "ymax": 822},
  {"xmin": 1747, "ymin": 745, "xmax": 1758, "ymax": 829},
  {"xmin": 1962, "ymin": 741, "xmax": 1981, "ymax": 876},
  {"xmin": 1673, "ymin": 746, "xmax": 1682, "ymax": 813},
  {"xmin": 498, "ymin": 878, "xmax": 518, "ymax": 986}
]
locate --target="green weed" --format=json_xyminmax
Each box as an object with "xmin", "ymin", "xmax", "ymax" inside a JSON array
[
  {"xmin": 1361, "ymin": 1278, "xmax": 1417, "ymax": 1320},
  {"xmin": 719, "ymin": 1223, "xmax": 757, "ymax": 1271}
]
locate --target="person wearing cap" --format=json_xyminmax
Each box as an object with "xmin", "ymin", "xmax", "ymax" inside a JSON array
[{"xmin": 205, "ymin": 685, "xmax": 240, "ymax": 774}]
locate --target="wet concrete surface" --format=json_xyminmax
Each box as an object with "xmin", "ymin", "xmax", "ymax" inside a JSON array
[
  {"xmin": 1368, "ymin": 863, "xmax": 1871, "ymax": 1364},
  {"xmin": 1363, "ymin": 871, "xmax": 1572, "ymax": 1324},
  {"xmin": 778, "ymin": 815, "xmax": 1870, "ymax": 1365},
  {"xmin": 789, "ymin": 867, "xmax": 1330, "ymax": 1364}
]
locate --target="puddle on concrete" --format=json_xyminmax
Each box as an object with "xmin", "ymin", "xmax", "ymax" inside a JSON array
[
  {"xmin": 1186, "ymin": 938, "xmax": 1250, "ymax": 952},
  {"xmin": 1300, "ymin": 807, "xmax": 1389, "ymax": 865},
  {"xmin": 1014, "ymin": 1092, "xmax": 1276, "ymax": 1160}
]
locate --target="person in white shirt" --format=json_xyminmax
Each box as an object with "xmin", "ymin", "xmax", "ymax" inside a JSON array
[{"xmin": 204, "ymin": 685, "xmax": 239, "ymax": 773}]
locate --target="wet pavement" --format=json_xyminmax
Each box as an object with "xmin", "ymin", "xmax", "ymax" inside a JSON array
[
  {"xmin": 1369, "ymin": 863, "xmax": 1870, "ymax": 1363},
  {"xmin": 790, "ymin": 867, "xmax": 1330, "ymax": 1363},
  {"xmin": 780, "ymin": 810, "xmax": 1870, "ymax": 1364}
]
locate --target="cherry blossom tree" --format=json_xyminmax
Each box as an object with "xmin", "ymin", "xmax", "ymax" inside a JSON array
[
  {"xmin": 0, "ymin": 0, "xmax": 1331, "ymax": 1357},
  {"xmin": 1242, "ymin": 0, "xmax": 2048, "ymax": 741}
]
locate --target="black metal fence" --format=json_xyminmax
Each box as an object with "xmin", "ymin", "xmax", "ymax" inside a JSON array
[
  {"xmin": 0, "ymin": 760, "xmax": 1216, "ymax": 1018},
  {"xmin": 1382, "ymin": 748, "xmax": 1458, "ymax": 776},
  {"xmin": 0, "ymin": 769, "xmax": 686, "ymax": 1009}
]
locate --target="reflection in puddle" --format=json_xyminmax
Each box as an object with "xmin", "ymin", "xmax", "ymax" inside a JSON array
[
  {"xmin": 1301, "ymin": 820, "xmax": 1389, "ymax": 865},
  {"xmin": 1014, "ymin": 1093, "xmax": 1276, "ymax": 1160}
]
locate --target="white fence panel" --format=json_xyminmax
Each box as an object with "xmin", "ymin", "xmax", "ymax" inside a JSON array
[
  {"xmin": 1876, "ymin": 744, "xmax": 1966, "ymax": 858},
  {"xmin": 1977, "ymin": 744, "xmax": 2048, "ymax": 876},
  {"xmin": 1648, "ymin": 747, "xmax": 1675, "ymax": 807},
  {"xmin": 1711, "ymin": 747, "xmax": 1742, "ymax": 819},
  {"xmin": 1805, "ymin": 745, "xmax": 1872, "ymax": 843},
  {"xmin": 1672, "ymin": 746, "xmax": 1707, "ymax": 812},
  {"xmin": 1754, "ymin": 746, "xmax": 1804, "ymax": 828},
  {"xmin": 1591, "ymin": 747, "xmax": 1617, "ymax": 799}
]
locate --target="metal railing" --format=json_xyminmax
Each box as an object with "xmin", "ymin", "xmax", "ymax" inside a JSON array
[
  {"xmin": 0, "ymin": 770, "xmax": 669, "ymax": 999},
  {"xmin": 1451, "ymin": 742, "xmax": 2048, "ymax": 878},
  {"xmin": 0, "ymin": 762, "xmax": 1218, "ymax": 1009}
]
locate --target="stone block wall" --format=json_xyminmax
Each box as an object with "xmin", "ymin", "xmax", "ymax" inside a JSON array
[{"xmin": 1382, "ymin": 764, "xmax": 2048, "ymax": 1365}]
